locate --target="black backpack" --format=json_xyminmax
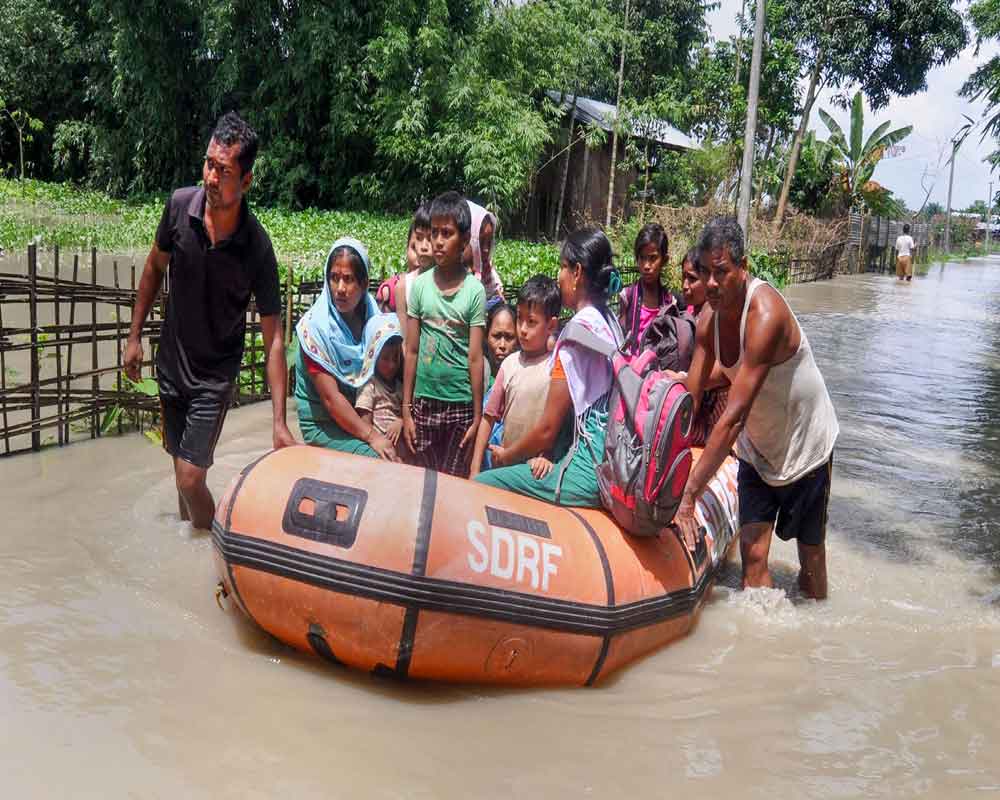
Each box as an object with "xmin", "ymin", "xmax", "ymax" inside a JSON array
[
  {"xmin": 639, "ymin": 305, "xmax": 697, "ymax": 373},
  {"xmin": 621, "ymin": 283, "xmax": 696, "ymax": 372}
]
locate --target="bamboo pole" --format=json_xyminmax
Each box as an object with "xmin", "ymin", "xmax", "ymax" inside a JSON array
[
  {"xmin": 28, "ymin": 244, "xmax": 41, "ymax": 451},
  {"xmin": 605, "ymin": 0, "xmax": 630, "ymax": 229},
  {"xmin": 54, "ymin": 246, "xmax": 64, "ymax": 445},
  {"xmin": 66, "ymin": 253, "xmax": 79, "ymax": 444},
  {"xmin": 0, "ymin": 266, "xmax": 9, "ymax": 455},
  {"xmin": 91, "ymin": 248, "xmax": 98, "ymax": 437},
  {"xmin": 132, "ymin": 261, "xmax": 140, "ymax": 435},
  {"xmin": 114, "ymin": 259, "xmax": 123, "ymax": 435}
]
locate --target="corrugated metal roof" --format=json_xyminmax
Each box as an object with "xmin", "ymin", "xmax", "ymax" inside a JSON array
[{"xmin": 546, "ymin": 91, "xmax": 695, "ymax": 150}]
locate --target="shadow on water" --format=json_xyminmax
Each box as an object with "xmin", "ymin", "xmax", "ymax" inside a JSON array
[{"xmin": 789, "ymin": 258, "xmax": 1000, "ymax": 573}]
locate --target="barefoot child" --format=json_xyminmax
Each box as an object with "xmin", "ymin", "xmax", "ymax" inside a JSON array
[
  {"xmin": 355, "ymin": 335, "xmax": 405, "ymax": 453},
  {"xmin": 470, "ymin": 276, "xmax": 560, "ymax": 479},
  {"xmin": 402, "ymin": 191, "xmax": 486, "ymax": 477},
  {"xmin": 618, "ymin": 223, "xmax": 677, "ymax": 352}
]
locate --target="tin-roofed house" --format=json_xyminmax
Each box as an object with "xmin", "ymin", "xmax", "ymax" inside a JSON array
[{"xmin": 518, "ymin": 92, "xmax": 694, "ymax": 238}]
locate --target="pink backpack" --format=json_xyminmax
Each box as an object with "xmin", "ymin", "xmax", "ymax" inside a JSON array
[{"xmin": 563, "ymin": 324, "xmax": 694, "ymax": 536}]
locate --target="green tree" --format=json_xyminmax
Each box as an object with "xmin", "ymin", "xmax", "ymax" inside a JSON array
[
  {"xmin": 786, "ymin": 131, "xmax": 842, "ymax": 215},
  {"xmin": 651, "ymin": 138, "xmax": 733, "ymax": 205},
  {"xmin": 0, "ymin": 0, "xmax": 81, "ymax": 179},
  {"xmin": 818, "ymin": 91, "xmax": 912, "ymax": 210},
  {"xmin": 965, "ymin": 199, "xmax": 989, "ymax": 217},
  {"xmin": 960, "ymin": 0, "xmax": 1000, "ymax": 170},
  {"xmin": 923, "ymin": 201, "xmax": 945, "ymax": 218},
  {"xmin": 681, "ymin": 2, "xmax": 803, "ymax": 208},
  {"xmin": 772, "ymin": 0, "xmax": 967, "ymax": 227}
]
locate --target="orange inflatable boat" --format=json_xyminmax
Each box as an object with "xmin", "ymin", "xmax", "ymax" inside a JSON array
[{"xmin": 212, "ymin": 445, "xmax": 739, "ymax": 686}]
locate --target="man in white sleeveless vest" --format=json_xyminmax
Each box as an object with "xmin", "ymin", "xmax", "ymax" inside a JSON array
[{"xmin": 673, "ymin": 217, "xmax": 838, "ymax": 599}]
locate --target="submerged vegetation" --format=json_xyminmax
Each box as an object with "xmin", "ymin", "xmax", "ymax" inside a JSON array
[{"xmin": 0, "ymin": 178, "xmax": 561, "ymax": 285}]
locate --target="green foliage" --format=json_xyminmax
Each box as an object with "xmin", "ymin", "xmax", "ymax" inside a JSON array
[
  {"xmin": 747, "ymin": 249, "xmax": 790, "ymax": 289},
  {"xmin": 961, "ymin": 0, "xmax": 1000, "ymax": 170},
  {"xmin": 818, "ymin": 91, "xmax": 911, "ymax": 211},
  {"xmin": 859, "ymin": 185, "xmax": 907, "ymax": 218},
  {"xmin": 0, "ymin": 176, "xmax": 560, "ymax": 288},
  {"xmin": 650, "ymin": 138, "xmax": 735, "ymax": 206},
  {"xmin": 922, "ymin": 201, "xmax": 945, "ymax": 219},
  {"xmin": 785, "ymin": 0, "xmax": 966, "ymax": 110},
  {"xmin": 785, "ymin": 132, "xmax": 841, "ymax": 214},
  {"xmin": 964, "ymin": 200, "xmax": 990, "ymax": 217}
]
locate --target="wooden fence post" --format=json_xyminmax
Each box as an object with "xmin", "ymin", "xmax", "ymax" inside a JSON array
[
  {"xmin": 65, "ymin": 253, "xmax": 79, "ymax": 444},
  {"xmin": 114, "ymin": 259, "xmax": 123, "ymax": 435},
  {"xmin": 28, "ymin": 244, "xmax": 41, "ymax": 451},
  {"xmin": 91, "ymin": 248, "xmax": 99, "ymax": 438},
  {"xmin": 0, "ymin": 268, "xmax": 8, "ymax": 455},
  {"xmin": 284, "ymin": 265, "xmax": 294, "ymax": 346},
  {"xmin": 54, "ymin": 246, "xmax": 64, "ymax": 445}
]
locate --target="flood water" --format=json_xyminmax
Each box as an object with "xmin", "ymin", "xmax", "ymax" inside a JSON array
[{"xmin": 2, "ymin": 259, "xmax": 999, "ymax": 798}]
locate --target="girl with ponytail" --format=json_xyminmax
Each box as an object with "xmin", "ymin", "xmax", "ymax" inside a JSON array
[{"xmin": 474, "ymin": 228, "xmax": 623, "ymax": 507}]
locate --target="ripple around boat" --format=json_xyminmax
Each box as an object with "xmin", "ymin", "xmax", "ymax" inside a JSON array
[{"xmin": 212, "ymin": 444, "xmax": 739, "ymax": 686}]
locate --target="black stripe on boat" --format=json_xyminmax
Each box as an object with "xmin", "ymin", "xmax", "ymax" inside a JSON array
[
  {"xmin": 569, "ymin": 510, "xmax": 614, "ymax": 686},
  {"xmin": 394, "ymin": 468, "xmax": 437, "ymax": 678},
  {"xmin": 211, "ymin": 522, "xmax": 714, "ymax": 639}
]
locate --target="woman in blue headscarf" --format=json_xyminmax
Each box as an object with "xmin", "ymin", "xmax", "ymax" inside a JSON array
[{"xmin": 294, "ymin": 237, "xmax": 402, "ymax": 461}]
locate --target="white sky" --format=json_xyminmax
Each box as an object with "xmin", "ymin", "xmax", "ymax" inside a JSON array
[{"xmin": 705, "ymin": 0, "xmax": 1000, "ymax": 210}]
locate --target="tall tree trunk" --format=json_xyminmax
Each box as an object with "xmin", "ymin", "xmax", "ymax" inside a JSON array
[
  {"xmin": 606, "ymin": 0, "xmax": 631, "ymax": 229},
  {"xmin": 18, "ymin": 130, "xmax": 25, "ymax": 181},
  {"xmin": 554, "ymin": 93, "xmax": 579, "ymax": 239},
  {"xmin": 737, "ymin": 0, "xmax": 767, "ymax": 236},
  {"xmin": 580, "ymin": 142, "xmax": 592, "ymax": 224},
  {"xmin": 773, "ymin": 50, "xmax": 824, "ymax": 230},
  {"xmin": 754, "ymin": 126, "xmax": 776, "ymax": 214}
]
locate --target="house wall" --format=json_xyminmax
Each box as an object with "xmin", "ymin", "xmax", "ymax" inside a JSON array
[{"xmin": 514, "ymin": 132, "xmax": 638, "ymax": 239}]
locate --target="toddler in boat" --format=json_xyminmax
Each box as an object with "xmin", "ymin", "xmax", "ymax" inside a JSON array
[
  {"xmin": 470, "ymin": 275, "xmax": 561, "ymax": 479},
  {"xmin": 355, "ymin": 335, "xmax": 405, "ymax": 455}
]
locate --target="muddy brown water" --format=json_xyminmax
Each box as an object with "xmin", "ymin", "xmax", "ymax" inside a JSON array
[{"xmin": 1, "ymin": 258, "xmax": 999, "ymax": 797}]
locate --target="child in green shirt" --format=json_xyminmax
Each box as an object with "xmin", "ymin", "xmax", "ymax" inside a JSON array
[{"xmin": 402, "ymin": 191, "xmax": 486, "ymax": 476}]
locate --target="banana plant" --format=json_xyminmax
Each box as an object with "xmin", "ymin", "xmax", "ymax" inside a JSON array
[{"xmin": 819, "ymin": 91, "xmax": 912, "ymax": 210}]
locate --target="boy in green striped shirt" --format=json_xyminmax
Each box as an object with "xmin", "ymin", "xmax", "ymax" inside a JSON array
[{"xmin": 402, "ymin": 191, "xmax": 486, "ymax": 476}]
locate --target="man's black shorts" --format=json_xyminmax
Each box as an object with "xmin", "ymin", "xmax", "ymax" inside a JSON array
[
  {"xmin": 737, "ymin": 457, "xmax": 833, "ymax": 546},
  {"xmin": 159, "ymin": 378, "xmax": 233, "ymax": 469}
]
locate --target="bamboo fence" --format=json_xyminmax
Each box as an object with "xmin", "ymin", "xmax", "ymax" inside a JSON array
[{"xmin": 0, "ymin": 245, "xmax": 322, "ymax": 457}]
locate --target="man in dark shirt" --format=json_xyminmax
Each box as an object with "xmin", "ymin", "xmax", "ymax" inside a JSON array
[{"xmin": 124, "ymin": 112, "xmax": 296, "ymax": 529}]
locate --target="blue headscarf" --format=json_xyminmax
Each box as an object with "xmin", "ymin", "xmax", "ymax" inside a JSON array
[{"xmin": 296, "ymin": 237, "xmax": 401, "ymax": 389}]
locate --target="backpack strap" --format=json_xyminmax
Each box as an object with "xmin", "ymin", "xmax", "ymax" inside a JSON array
[
  {"xmin": 628, "ymin": 283, "xmax": 642, "ymax": 349},
  {"xmin": 559, "ymin": 319, "xmax": 618, "ymax": 358},
  {"xmin": 560, "ymin": 320, "xmax": 645, "ymax": 417}
]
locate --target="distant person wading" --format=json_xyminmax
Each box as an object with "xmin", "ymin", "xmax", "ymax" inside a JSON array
[{"xmin": 896, "ymin": 224, "xmax": 915, "ymax": 282}]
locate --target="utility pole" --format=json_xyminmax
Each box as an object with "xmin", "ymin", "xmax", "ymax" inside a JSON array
[
  {"xmin": 944, "ymin": 139, "xmax": 957, "ymax": 254},
  {"xmin": 737, "ymin": 0, "xmax": 767, "ymax": 238}
]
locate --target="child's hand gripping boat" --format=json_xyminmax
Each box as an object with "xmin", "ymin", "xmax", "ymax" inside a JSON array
[{"xmin": 212, "ymin": 445, "xmax": 739, "ymax": 686}]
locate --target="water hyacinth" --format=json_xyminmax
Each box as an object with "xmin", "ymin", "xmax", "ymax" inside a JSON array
[{"xmin": 0, "ymin": 178, "xmax": 561, "ymax": 287}]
